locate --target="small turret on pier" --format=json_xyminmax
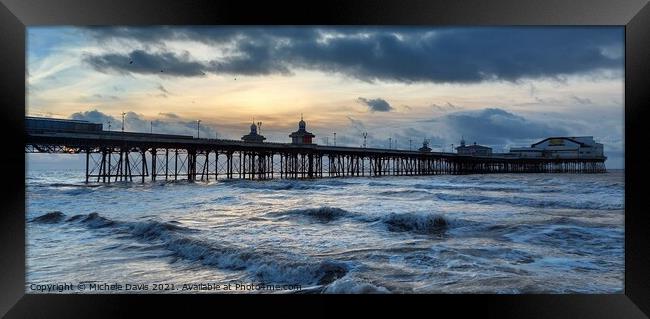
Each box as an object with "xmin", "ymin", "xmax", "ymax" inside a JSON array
[
  {"xmin": 289, "ymin": 114, "xmax": 315, "ymax": 145},
  {"xmin": 241, "ymin": 122, "xmax": 266, "ymax": 143},
  {"xmin": 418, "ymin": 140, "xmax": 432, "ymax": 152}
]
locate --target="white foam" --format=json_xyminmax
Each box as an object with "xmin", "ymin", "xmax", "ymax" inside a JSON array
[{"xmin": 324, "ymin": 276, "xmax": 390, "ymax": 294}]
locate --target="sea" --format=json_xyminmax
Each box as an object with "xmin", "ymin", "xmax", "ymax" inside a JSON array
[{"xmin": 26, "ymin": 168, "xmax": 624, "ymax": 294}]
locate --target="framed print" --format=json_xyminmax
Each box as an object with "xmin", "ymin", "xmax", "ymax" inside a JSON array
[{"xmin": 1, "ymin": 0, "xmax": 649, "ymax": 317}]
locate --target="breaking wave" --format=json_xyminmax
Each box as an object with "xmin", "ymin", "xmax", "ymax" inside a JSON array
[
  {"xmin": 323, "ymin": 275, "xmax": 390, "ymax": 293},
  {"xmin": 381, "ymin": 213, "xmax": 449, "ymax": 234},
  {"xmin": 29, "ymin": 211, "xmax": 351, "ymax": 285},
  {"xmin": 161, "ymin": 237, "xmax": 350, "ymax": 285}
]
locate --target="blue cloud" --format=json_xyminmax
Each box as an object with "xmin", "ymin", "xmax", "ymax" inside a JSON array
[
  {"xmin": 443, "ymin": 108, "xmax": 569, "ymax": 145},
  {"xmin": 357, "ymin": 97, "xmax": 393, "ymax": 112}
]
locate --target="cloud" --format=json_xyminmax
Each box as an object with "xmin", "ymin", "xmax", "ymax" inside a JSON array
[
  {"xmin": 336, "ymin": 116, "xmax": 445, "ymax": 149},
  {"xmin": 442, "ymin": 108, "xmax": 569, "ymax": 145},
  {"xmin": 391, "ymin": 128, "xmax": 446, "ymax": 150},
  {"xmin": 80, "ymin": 27, "xmax": 623, "ymax": 83},
  {"xmin": 157, "ymin": 84, "xmax": 171, "ymax": 94},
  {"xmin": 70, "ymin": 110, "xmax": 116, "ymax": 127},
  {"xmin": 69, "ymin": 109, "xmax": 217, "ymax": 137},
  {"xmin": 346, "ymin": 116, "xmax": 367, "ymax": 133},
  {"xmin": 84, "ymin": 50, "xmax": 206, "ymax": 77},
  {"xmin": 571, "ymin": 95, "xmax": 593, "ymax": 105},
  {"xmin": 357, "ymin": 97, "xmax": 393, "ymax": 112},
  {"xmin": 77, "ymin": 94, "xmax": 120, "ymax": 102},
  {"xmin": 430, "ymin": 102, "xmax": 460, "ymax": 111},
  {"xmin": 207, "ymin": 41, "xmax": 292, "ymax": 76},
  {"xmin": 158, "ymin": 112, "xmax": 180, "ymax": 119}
]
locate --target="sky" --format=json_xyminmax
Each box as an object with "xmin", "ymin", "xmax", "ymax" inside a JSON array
[{"xmin": 26, "ymin": 26, "xmax": 625, "ymax": 168}]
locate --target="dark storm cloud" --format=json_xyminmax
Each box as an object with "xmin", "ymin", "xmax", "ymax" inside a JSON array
[
  {"xmin": 81, "ymin": 27, "xmax": 623, "ymax": 83},
  {"xmin": 286, "ymin": 28, "xmax": 623, "ymax": 83},
  {"xmin": 207, "ymin": 41, "xmax": 292, "ymax": 75},
  {"xmin": 443, "ymin": 108, "xmax": 568, "ymax": 145},
  {"xmin": 84, "ymin": 50, "xmax": 206, "ymax": 77},
  {"xmin": 357, "ymin": 97, "xmax": 393, "ymax": 112}
]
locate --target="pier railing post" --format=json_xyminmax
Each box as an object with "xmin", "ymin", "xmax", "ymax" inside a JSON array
[{"xmin": 85, "ymin": 148, "xmax": 90, "ymax": 183}]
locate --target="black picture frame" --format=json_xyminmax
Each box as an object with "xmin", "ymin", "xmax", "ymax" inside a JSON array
[{"xmin": 1, "ymin": 0, "xmax": 649, "ymax": 317}]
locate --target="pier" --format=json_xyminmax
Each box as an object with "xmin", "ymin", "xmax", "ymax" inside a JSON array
[{"xmin": 25, "ymin": 120, "xmax": 607, "ymax": 183}]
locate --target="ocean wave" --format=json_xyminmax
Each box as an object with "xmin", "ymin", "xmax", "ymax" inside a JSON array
[
  {"xmin": 412, "ymin": 183, "xmax": 523, "ymax": 193},
  {"xmin": 323, "ymin": 275, "xmax": 390, "ymax": 293},
  {"xmin": 30, "ymin": 211, "xmax": 351, "ymax": 285},
  {"xmin": 315, "ymin": 179, "xmax": 355, "ymax": 187},
  {"xmin": 30, "ymin": 211, "xmax": 66, "ymax": 223},
  {"xmin": 28, "ymin": 182, "xmax": 105, "ymax": 195},
  {"xmin": 147, "ymin": 236, "xmax": 351, "ymax": 285},
  {"xmin": 409, "ymin": 180, "xmax": 622, "ymax": 195},
  {"xmin": 65, "ymin": 214, "xmax": 86, "ymax": 222},
  {"xmin": 267, "ymin": 206, "xmax": 351, "ymax": 222},
  {"xmin": 80, "ymin": 212, "xmax": 118, "ymax": 228},
  {"xmin": 30, "ymin": 212, "xmax": 117, "ymax": 228},
  {"xmin": 377, "ymin": 189, "xmax": 432, "ymax": 196},
  {"xmin": 434, "ymin": 193, "xmax": 623, "ymax": 210},
  {"xmin": 222, "ymin": 178, "xmax": 354, "ymax": 191},
  {"xmin": 545, "ymin": 216, "xmax": 611, "ymax": 228},
  {"xmin": 36, "ymin": 182, "xmax": 103, "ymax": 188},
  {"xmin": 367, "ymin": 181, "xmax": 397, "ymax": 187},
  {"xmin": 483, "ymin": 221, "xmax": 624, "ymax": 259},
  {"xmin": 128, "ymin": 220, "xmax": 195, "ymax": 239},
  {"xmin": 224, "ymin": 180, "xmax": 319, "ymax": 191},
  {"xmin": 382, "ymin": 213, "xmax": 449, "ymax": 235}
]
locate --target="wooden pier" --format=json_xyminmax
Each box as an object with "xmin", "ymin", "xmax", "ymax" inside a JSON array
[{"xmin": 25, "ymin": 130, "xmax": 607, "ymax": 183}]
